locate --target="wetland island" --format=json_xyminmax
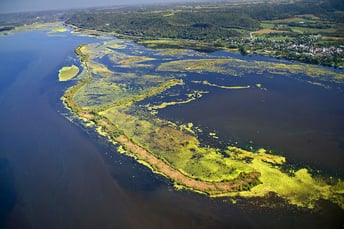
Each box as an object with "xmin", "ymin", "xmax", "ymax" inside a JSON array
[{"xmin": 61, "ymin": 37, "xmax": 344, "ymax": 209}]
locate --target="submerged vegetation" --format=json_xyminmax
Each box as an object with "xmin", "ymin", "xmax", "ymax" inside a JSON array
[{"xmin": 61, "ymin": 37, "xmax": 344, "ymax": 209}]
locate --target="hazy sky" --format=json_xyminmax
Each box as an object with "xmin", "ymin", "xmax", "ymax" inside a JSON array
[{"xmin": 0, "ymin": 0, "xmax": 193, "ymax": 13}]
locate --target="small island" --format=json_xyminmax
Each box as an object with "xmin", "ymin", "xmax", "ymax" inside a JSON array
[{"xmin": 58, "ymin": 65, "xmax": 79, "ymax": 81}]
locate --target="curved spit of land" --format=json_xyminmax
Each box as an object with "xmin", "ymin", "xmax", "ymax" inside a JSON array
[
  {"xmin": 63, "ymin": 45, "xmax": 260, "ymax": 195},
  {"xmin": 64, "ymin": 84, "xmax": 262, "ymax": 196},
  {"xmin": 62, "ymin": 42, "xmax": 344, "ymax": 209}
]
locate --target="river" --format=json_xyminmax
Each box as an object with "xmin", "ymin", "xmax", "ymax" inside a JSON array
[{"xmin": 0, "ymin": 26, "xmax": 343, "ymax": 228}]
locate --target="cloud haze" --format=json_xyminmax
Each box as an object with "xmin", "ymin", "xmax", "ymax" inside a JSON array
[{"xmin": 0, "ymin": 0, "xmax": 193, "ymax": 13}]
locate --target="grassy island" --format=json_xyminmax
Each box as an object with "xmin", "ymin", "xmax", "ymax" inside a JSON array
[
  {"xmin": 61, "ymin": 40, "xmax": 344, "ymax": 209},
  {"xmin": 58, "ymin": 65, "xmax": 79, "ymax": 81}
]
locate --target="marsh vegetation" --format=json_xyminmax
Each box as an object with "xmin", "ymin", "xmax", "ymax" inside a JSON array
[{"xmin": 62, "ymin": 37, "xmax": 344, "ymax": 209}]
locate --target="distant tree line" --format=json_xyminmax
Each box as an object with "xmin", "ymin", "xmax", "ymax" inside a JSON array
[{"xmin": 66, "ymin": 0, "xmax": 343, "ymax": 42}]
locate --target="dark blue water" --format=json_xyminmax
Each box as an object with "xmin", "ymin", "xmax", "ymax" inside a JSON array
[
  {"xmin": 0, "ymin": 28, "xmax": 343, "ymax": 229},
  {"xmin": 0, "ymin": 29, "xmax": 148, "ymax": 228}
]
